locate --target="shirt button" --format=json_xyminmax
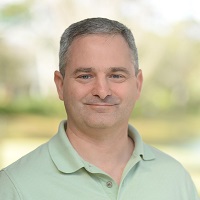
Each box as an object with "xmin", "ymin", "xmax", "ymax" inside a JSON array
[{"xmin": 106, "ymin": 181, "xmax": 113, "ymax": 188}]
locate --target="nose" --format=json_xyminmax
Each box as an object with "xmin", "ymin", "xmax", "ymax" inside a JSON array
[{"xmin": 91, "ymin": 77, "xmax": 112, "ymax": 99}]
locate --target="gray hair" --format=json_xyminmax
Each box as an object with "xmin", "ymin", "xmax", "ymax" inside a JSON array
[{"xmin": 59, "ymin": 17, "xmax": 139, "ymax": 76}]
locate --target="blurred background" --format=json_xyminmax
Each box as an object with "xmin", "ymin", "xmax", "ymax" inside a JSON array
[{"xmin": 0, "ymin": 0, "xmax": 199, "ymax": 193}]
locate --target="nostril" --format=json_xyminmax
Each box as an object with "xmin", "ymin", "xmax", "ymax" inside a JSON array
[
  {"xmin": 92, "ymin": 91, "xmax": 111, "ymax": 100},
  {"xmin": 91, "ymin": 79, "xmax": 111, "ymax": 99},
  {"xmin": 91, "ymin": 88, "xmax": 111, "ymax": 100}
]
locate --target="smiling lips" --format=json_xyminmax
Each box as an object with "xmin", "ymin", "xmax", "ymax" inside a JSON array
[
  {"xmin": 85, "ymin": 103, "xmax": 117, "ymax": 113},
  {"xmin": 84, "ymin": 98, "xmax": 119, "ymax": 113}
]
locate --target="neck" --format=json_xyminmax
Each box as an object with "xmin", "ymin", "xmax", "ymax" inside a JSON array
[{"xmin": 66, "ymin": 123, "xmax": 134, "ymax": 184}]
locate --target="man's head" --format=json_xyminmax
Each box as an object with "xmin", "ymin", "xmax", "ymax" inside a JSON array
[
  {"xmin": 59, "ymin": 17, "xmax": 139, "ymax": 77},
  {"xmin": 55, "ymin": 18, "xmax": 143, "ymax": 132}
]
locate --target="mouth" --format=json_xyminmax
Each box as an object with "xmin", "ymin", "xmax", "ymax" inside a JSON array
[
  {"xmin": 84, "ymin": 103, "xmax": 118, "ymax": 113},
  {"xmin": 86, "ymin": 103, "xmax": 115, "ymax": 106}
]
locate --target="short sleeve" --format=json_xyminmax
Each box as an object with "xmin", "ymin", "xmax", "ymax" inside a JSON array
[{"xmin": 0, "ymin": 170, "xmax": 21, "ymax": 200}]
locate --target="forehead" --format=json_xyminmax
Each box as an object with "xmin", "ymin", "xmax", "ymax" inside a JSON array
[
  {"xmin": 66, "ymin": 34, "xmax": 134, "ymax": 73},
  {"xmin": 68, "ymin": 34, "xmax": 131, "ymax": 56}
]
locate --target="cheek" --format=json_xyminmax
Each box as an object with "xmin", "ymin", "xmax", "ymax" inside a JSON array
[
  {"xmin": 63, "ymin": 83, "xmax": 90, "ymax": 104},
  {"xmin": 114, "ymin": 84, "xmax": 135, "ymax": 98},
  {"xmin": 117, "ymin": 85, "xmax": 139, "ymax": 107}
]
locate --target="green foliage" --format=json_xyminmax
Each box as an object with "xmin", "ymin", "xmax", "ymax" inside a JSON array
[
  {"xmin": 0, "ymin": 1, "xmax": 199, "ymax": 117},
  {"xmin": 0, "ymin": 1, "xmax": 32, "ymax": 23},
  {"xmin": 137, "ymin": 20, "xmax": 200, "ymax": 116},
  {"xmin": 0, "ymin": 97, "xmax": 66, "ymax": 117}
]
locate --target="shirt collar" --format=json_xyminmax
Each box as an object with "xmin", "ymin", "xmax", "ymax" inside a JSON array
[
  {"xmin": 128, "ymin": 124, "xmax": 155, "ymax": 161},
  {"xmin": 48, "ymin": 120, "xmax": 85, "ymax": 173},
  {"xmin": 48, "ymin": 121, "xmax": 155, "ymax": 174}
]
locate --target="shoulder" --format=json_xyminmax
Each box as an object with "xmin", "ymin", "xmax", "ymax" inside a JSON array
[
  {"xmin": 143, "ymin": 143, "xmax": 195, "ymax": 183},
  {"xmin": 143, "ymin": 144, "xmax": 200, "ymax": 197},
  {"xmin": 144, "ymin": 143, "xmax": 185, "ymax": 168},
  {"xmin": 0, "ymin": 142, "xmax": 51, "ymax": 199},
  {"xmin": 1, "ymin": 142, "xmax": 51, "ymax": 185}
]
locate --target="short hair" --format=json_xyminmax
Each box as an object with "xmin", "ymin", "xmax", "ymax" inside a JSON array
[{"xmin": 59, "ymin": 17, "xmax": 139, "ymax": 76}]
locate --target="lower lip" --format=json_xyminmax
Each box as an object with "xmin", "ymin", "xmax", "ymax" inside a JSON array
[{"xmin": 86, "ymin": 104, "xmax": 115, "ymax": 110}]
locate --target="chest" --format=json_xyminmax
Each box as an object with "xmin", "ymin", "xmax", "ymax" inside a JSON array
[{"xmin": 19, "ymin": 167, "xmax": 188, "ymax": 200}]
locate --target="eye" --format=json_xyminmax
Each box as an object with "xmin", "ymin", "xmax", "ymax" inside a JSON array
[
  {"xmin": 108, "ymin": 73, "xmax": 127, "ymax": 83},
  {"xmin": 110, "ymin": 74, "xmax": 123, "ymax": 79},
  {"xmin": 76, "ymin": 74, "xmax": 94, "ymax": 83},
  {"xmin": 77, "ymin": 74, "xmax": 93, "ymax": 79}
]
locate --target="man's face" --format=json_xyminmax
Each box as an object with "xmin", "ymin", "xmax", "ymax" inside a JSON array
[{"xmin": 55, "ymin": 34, "xmax": 143, "ymax": 131}]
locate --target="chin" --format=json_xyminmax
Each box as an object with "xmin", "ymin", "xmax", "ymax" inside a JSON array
[
  {"xmin": 87, "ymin": 123, "xmax": 113, "ymax": 129},
  {"xmin": 84, "ymin": 117, "xmax": 118, "ymax": 129}
]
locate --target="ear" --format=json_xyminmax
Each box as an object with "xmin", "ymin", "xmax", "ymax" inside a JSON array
[
  {"xmin": 136, "ymin": 69, "xmax": 143, "ymax": 99},
  {"xmin": 54, "ymin": 70, "xmax": 64, "ymax": 101}
]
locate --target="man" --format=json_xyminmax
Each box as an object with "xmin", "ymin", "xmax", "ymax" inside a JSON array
[{"xmin": 0, "ymin": 17, "xmax": 199, "ymax": 199}]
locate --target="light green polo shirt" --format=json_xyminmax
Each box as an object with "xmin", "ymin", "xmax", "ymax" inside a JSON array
[{"xmin": 0, "ymin": 121, "xmax": 199, "ymax": 200}]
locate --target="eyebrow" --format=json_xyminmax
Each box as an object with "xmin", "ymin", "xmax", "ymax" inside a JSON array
[
  {"xmin": 72, "ymin": 67, "xmax": 93, "ymax": 76},
  {"xmin": 109, "ymin": 67, "xmax": 131, "ymax": 75},
  {"xmin": 72, "ymin": 66, "xmax": 131, "ymax": 76}
]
